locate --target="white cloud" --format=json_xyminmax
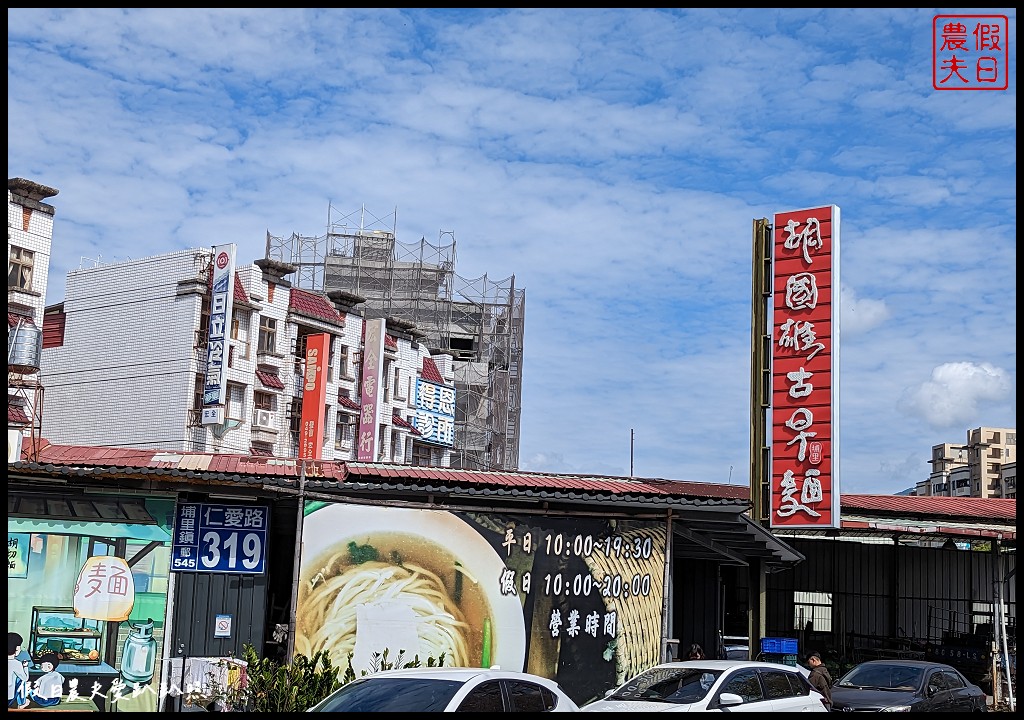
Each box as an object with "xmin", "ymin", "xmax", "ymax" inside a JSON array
[{"xmin": 898, "ymin": 362, "xmax": 1014, "ymax": 429}]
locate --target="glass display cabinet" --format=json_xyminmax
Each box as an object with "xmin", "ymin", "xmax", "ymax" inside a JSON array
[{"xmin": 29, "ymin": 606, "xmax": 104, "ymax": 665}]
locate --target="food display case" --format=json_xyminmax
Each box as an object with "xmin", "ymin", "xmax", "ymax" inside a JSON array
[{"xmin": 30, "ymin": 606, "xmax": 104, "ymax": 665}]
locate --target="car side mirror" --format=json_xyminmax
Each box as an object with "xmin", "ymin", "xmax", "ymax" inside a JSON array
[
  {"xmin": 719, "ymin": 692, "xmax": 744, "ymax": 707},
  {"xmin": 927, "ymin": 685, "xmax": 938, "ymax": 696}
]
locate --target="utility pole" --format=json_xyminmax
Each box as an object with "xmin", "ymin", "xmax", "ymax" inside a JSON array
[{"xmin": 630, "ymin": 428, "xmax": 634, "ymax": 478}]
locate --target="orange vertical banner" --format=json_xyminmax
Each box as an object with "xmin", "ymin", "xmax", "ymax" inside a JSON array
[{"xmin": 299, "ymin": 333, "xmax": 330, "ymax": 460}]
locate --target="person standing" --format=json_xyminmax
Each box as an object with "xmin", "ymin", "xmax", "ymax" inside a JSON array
[{"xmin": 806, "ymin": 651, "xmax": 832, "ymax": 709}]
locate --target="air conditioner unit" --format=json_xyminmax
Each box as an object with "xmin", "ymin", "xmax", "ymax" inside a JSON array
[
  {"xmin": 8, "ymin": 429, "xmax": 24, "ymax": 463},
  {"xmin": 253, "ymin": 409, "xmax": 275, "ymax": 428}
]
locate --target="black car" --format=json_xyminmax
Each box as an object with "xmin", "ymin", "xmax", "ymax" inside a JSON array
[{"xmin": 831, "ymin": 659, "xmax": 988, "ymax": 712}]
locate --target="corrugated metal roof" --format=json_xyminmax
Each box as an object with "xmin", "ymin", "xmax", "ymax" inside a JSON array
[
  {"xmin": 10, "ymin": 441, "xmax": 1016, "ymax": 535},
  {"xmin": 839, "ymin": 494, "xmax": 1016, "ymax": 522}
]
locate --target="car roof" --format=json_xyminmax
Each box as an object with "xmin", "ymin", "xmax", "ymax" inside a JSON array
[
  {"xmin": 653, "ymin": 660, "xmax": 804, "ymax": 672},
  {"xmin": 354, "ymin": 666, "xmax": 562, "ymax": 685},
  {"xmin": 852, "ymin": 660, "xmax": 954, "ymax": 669}
]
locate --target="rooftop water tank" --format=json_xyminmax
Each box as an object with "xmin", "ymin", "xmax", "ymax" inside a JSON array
[{"xmin": 8, "ymin": 321, "xmax": 42, "ymax": 374}]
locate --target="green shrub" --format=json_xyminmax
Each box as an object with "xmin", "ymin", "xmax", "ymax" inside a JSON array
[{"xmin": 241, "ymin": 645, "xmax": 447, "ymax": 712}]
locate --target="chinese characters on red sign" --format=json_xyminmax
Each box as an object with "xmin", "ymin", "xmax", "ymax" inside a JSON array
[
  {"xmin": 933, "ymin": 15, "xmax": 1008, "ymax": 91},
  {"xmin": 770, "ymin": 206, "xmax": 840, "ymax": 529}
]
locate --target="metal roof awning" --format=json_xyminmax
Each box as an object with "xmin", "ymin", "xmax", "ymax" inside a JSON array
[{"xmin": 672, "ymin": 510, "xmax": 804, "ymax": 568}]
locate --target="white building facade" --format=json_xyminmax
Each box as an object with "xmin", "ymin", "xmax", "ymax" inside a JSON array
[
  {"xmin": 8, "ymin": 177, "xmax": 59, "ymax": 460},
  {"xmin": 39, "ymin": 248, "xmax": 453, "ymax": 466}
]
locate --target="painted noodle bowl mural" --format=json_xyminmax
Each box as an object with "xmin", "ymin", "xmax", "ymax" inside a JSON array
[
  {"xmin": 295, "ymin": 502, "xmax": 667, "ymax": 705},
  {"xmin": 296, "ymin": 504, "xmax": 525, "ymax": 672}
]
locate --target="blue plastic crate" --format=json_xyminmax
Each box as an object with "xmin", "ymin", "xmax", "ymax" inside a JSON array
[{"xmin": 760, "ymin": 637, "xmax": 798, "ymax": 655}]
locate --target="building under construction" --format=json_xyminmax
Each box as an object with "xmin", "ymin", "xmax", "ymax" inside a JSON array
[{"xmin": 265, "ymin": 205, "xmax": 525, "ymax": 471}]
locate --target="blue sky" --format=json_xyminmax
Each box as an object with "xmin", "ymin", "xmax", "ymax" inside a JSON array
[{"xmin": 8, "ymin": 8, "xmax": 1016, "ymax": 494}]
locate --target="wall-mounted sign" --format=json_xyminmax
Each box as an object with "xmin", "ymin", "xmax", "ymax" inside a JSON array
[
  {"xmin": 8, "ymin": 533, "xmax": 30, "ymax": 578},
  {"xmin": 214, "ymin": 614, "xmax": 233, "ymax": 639},
  {"xmin": 171, "ymin": 503, "xmax": 269, "ymax": 574},
  {"xmin": 299, "ymin": 333, "xmax": 330, "ymax": 460},
  {"xmin": 202, "ymin": 243, "xmax": 237, "ymax": 425},
  {"xmin": 357, "ymin": 318, "xmax": 386, "ymax": 461},
  {"xmin": 413, "ymin": 379, "xmax": 456, "ymax": 447},
  {"xmin": 770, "ymin": 205, "xmax": 841, "ymax": 529}
]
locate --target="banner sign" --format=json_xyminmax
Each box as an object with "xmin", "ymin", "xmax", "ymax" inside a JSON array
[
  {"xmin": 170, "ymin": 503, "xmax": 269, "ymax": 574},
  {"xmin": 202, "ymin": 244, "xmax": 237, "ymax": 424},
  {"xmin": 299, "ymin": 333, "xmax": 330, "ymax": 460},
  {"xmin": 770, "ymin": 205, "xmax": 841, "ymax": 529}
]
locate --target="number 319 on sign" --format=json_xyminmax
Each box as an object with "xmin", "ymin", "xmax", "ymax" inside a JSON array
[{"xmin": 199, "ymin": 529, "xmax": 265, "ymax": 572}]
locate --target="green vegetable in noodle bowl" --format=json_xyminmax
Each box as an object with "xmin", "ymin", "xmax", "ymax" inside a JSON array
[{"xmin": 296, "ymin": 530, "xmax": 495, "ymax": 671}]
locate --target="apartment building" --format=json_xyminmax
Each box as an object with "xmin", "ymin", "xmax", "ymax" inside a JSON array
[
  {"xmin": 38, "ymin": 248, "xmax": 454, "ymax": 466},
  {"xmin": 916, "ymin": 426, "xmax": 1016, "ymax": 498},
  {"xmin": 8, "ymin": 177, "xmax": 59, "ymax": 460}
]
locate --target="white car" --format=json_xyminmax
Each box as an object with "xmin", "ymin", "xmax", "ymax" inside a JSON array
[
  {"xmin": 582, "ymin": 660, "xmax": 828, "ymax": 713},
  {"xmin": 307, "ymin": 666, "xmax": 581, "ymax": 712}
]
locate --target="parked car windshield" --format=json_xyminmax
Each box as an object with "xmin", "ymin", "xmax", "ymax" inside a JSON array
[
  {"xmin": 608, "ymin": 667, "xmax": 722, "ymax": 703},
  {"xmin": 836, "ymin": 664, "xmax": 924, "ymax": 691},
  {"xmin": 309, "ymin": 677, "xmax": 464, "ymax": 712}
]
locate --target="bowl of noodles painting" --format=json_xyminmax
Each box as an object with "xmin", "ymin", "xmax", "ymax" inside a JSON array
[{"xmin": 296, "ymin": 504, "xmax": 526, "ymax": 674}]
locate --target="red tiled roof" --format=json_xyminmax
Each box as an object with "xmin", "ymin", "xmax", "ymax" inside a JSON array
[
  {"xmin": 289, "ymin": 288, "xmax": 344, "ymax": 326},
  {"xmin": 338, "ymin": 394, "xmax": 361, "ymax": 411},
  {"xmin": 8, "ymin": 404, "xmax": 30, "ymax": 424},
  {"xmin": 422, "ymin": 356, "xmax": 444, "ymax": 383},
  {"xmin": 255, "ymin": 370, "xmax": 285, "ymax": 390},
  {"xmin": 385, "ymin": 334, "xmax": 398, "ymax": 350},
  {"xmin": 392, "ymin": 414, "xmax": 422, "ymax": 435},
  {"xmin": 205, "ymin": 267, "xmax": 251, "ymax": 305},
  {"xmin": 250, "ymin": 445, "xmax": 274, "ymax": 457},
  {"xmin": 8, "ymin": 312, "xmax": 35, "ymax": 328},
  {"xmin": 234, "ymin": 275, "xmax": 250, "ymax": 305}
]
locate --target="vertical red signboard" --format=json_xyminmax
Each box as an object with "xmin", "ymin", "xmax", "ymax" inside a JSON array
[
  {"xmin": 357, "ymin": 318, "xmax": 386, "ymax": 462},
  {"xmin": 298, "ymin": 333, "xmax": 330, "ymax": 460},
  {"xmin": 770, "ymin": 205, "xmax": 841, "ymax": 529}
]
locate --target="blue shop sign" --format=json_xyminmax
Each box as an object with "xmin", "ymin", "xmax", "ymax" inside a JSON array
[{"xmin": 171, "ymin": 503, "xmax": 269, "ymax": 574}]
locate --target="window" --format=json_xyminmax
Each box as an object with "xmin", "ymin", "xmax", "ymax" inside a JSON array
[
  {"xmin": 762, "ymin": 671, "xmax": 793, "ymax": 699},
  {"xmin": 258, "ymin": 316, "xmax": 277, "ymax": 354},
  {"xmin": 941, "ymin": 671, "xmax": 965, "ymax": 689},
  {"xmin": 505, "ymin": 681, "xmax": 555, "ymax": 712},
  {"xmin": 335, "ymin": 410, "xmax": 356, "ymax": 450},
  {"xmin": 455, "ymin": 680, "xmax": 504, "ymax": 712},
  {"xmin": 254, "ymin": 391, "xmax": 273, "ymax": 412},
  {"xmin": 193, "ymin": 374, "xmax": 205, "ymax": 410},
  {"xmin": 793, "ymin": 591, "xmax": 832, "ymax": 632},
  {"xmin": 225, "ymin": 383, "xmax": 245, "ymax": 421},
  {"xmin": 339, "ymin": 345, "xmax": 350, "ymax": 378},
  {"xmin": 9, "ymin": 246, "xmax": 34, "ymax": 290},
  {"xmin": 393, "ymin": 366, "xmax": 406, "ymax": 400},
  {"xmin": 412, "ymin": 444, "xmax": 433, "ymax": 466},
  {"xmin": 719, "ymin": 668, "xmax": 763, "ymax": 704}
]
